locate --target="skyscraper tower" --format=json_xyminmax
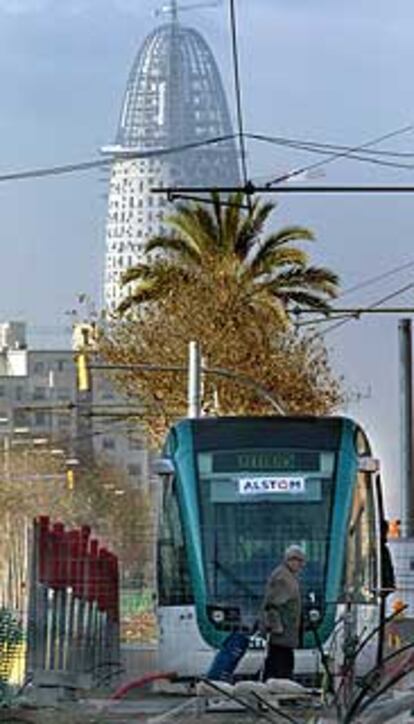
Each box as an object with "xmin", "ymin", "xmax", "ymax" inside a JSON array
[{"xmin": 103, "ymin": 2, "xmax": 240, "ymax": 311}]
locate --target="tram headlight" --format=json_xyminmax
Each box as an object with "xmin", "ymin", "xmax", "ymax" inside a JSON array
[
  {"xmin": 308, "ymin": 608, "xmax": 321, "ymax": 625},
  {"xmin": 207, "ymin": 605, "xmax": 241, "ymax": 628},
  {"xmin": 211, "ymin": 609, "xmax": 225, "ymax": 624}
]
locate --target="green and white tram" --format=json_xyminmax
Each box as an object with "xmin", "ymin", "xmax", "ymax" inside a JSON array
[{"xmin": 156, "ymin": 416, "xmax": 389, "ymax": 681}]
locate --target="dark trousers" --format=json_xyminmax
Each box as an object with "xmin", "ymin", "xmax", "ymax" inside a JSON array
[{"xmin": 263, "ymin": 644, "xmax": 294, "ymax": 680}]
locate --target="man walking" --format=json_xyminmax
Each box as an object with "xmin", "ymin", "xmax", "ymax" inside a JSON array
[{"xmin": 259, "ymin": 545, "xmax": 306, "ymax": 680}]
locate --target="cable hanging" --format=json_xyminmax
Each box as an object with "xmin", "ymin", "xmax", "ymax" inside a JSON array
[
  {"xmin": 264, "ymin": 122, "xmax": 414, "ymax": 187},
  {"xmin": 2, "ymin": 124, "xmax": 414, "ymax": 186},
  {"xmin": 247, "ymin": 132, "xmax": 414, "ymax": 159},
  {"xmin": 0, "ymin": 134, "xmax": 237, "ymax": 184},
  {"xmin": 296, "ymin": 280, "xmax": 414, "ymax": 335}
]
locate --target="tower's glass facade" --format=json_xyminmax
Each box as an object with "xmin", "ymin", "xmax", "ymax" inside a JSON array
[{"xmin": 103, "ymin": 16, "xmax": 240, "ymax": 311}]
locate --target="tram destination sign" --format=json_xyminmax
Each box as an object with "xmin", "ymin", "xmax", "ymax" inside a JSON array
[
  {"xmin": 238, "ymin": 476, "xmax": 306, "ymax": 496},
  {"xmin": 213, "ymin": 450, "xmax": 319, "ymax": 473}
]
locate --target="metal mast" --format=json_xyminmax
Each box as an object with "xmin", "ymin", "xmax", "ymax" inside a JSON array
[{"xmin": 399, "ymin": 318, "xmax": 414, "ymax": 536}]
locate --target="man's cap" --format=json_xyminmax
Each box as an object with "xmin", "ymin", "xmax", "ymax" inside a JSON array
[{"xmin": 284, "ymin": 545, "xmax": 306, "ymax": 562}]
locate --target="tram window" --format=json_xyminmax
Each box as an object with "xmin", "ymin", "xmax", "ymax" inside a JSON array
[
  {"xmin": 157, "ymin": 479, "xmax": 193, "ymax": 606},
  {"xmin": 354, "ymin": 428, "xmax": 371, "ymax": 456},
  {"xmin": 196, "ymin": 448, "xmax": 335, "ymax": 622},
  {"xmin": 345, "ymin": 473, "xmax": 377, "ymax": 602}
]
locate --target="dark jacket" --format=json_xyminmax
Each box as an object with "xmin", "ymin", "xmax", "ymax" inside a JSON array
[{"xmin": 259, "ymin": 562, "xmax": 302, "ymax": 649}]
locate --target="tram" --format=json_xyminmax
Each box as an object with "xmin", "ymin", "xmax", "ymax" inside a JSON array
[{"xmin": 155, "ymin": 416, "xmax": 389, "ymax": 681}]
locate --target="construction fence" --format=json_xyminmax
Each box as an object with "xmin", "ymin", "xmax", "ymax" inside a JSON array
[{"xmin": 0, "ymin": 516, "xmax": 122, "ymax": 701}]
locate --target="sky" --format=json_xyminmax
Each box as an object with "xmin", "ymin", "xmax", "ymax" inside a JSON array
[{"xmin": 1, "ymin": 0, "xmax": 414, "ymax": 512}]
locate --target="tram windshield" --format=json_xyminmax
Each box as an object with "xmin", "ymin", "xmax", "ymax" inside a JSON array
[{"xmin": 196, "ymin": 448, "xmax": 336, "ymax": 625}]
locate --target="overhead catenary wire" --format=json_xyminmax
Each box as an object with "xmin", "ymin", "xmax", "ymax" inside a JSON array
[
  {"xmin": 264, "ymin": 122, "xmax": 414, "ymax": 186},
  {"xmin": 335, "ymin": 279, "xmax": 414, "ymax": 314},
  {"xmin": 297, "ymin": 280, "xmax": 414, "ymax": 335},
  {"xmin": 339, "ymin": 259, "xmax": 414, "ymax": 299},
  {"xmin": 295, "ymin": 258, "xmax": 414, "ymax": 328},
  {"xmin": 298, "ymin": 306, "xmax": 414, "ymax": 316},
  {"xmin": 2, "ymin": 125, "xmax": 414, "ymax": 185},
  {"xmin": 256, "ymin": 146, "xmax": 414, "ymax": 174},
  {"xmin": 159, "ymin": 184, "xmax": 414, "ymax": 196},
  {"xmin": 247, "ymin": 132, "xmax": 414, "ymax": 159},
  {"xmin": 0, "ymin": 134, "xmax": 237, "ymax": 183},
  {"xmin": 228, "ymin": 0, "xmax": 249, "ymax": 190},
  {"xmin": 247, "ymin": 132, "xmax": 414, "ymax": 173},
  {"xmin": 157, "ymin": 122, "xmax": 414, "ymax": 196}
]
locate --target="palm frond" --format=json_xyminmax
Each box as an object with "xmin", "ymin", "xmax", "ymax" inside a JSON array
[
  {"xmin": 251, "ymin": 226, "xmax": 315, "ymax": 264},
  {"xmin": 193, "ymin": 203, "xmax": 221, "ymax": 249},
  {"xmin": 116, "ymin": 281, "xmax": 162, "ymax": 314},
  {"xmin": 294, "ymin": 266, "xmax": 340, "ymax": 295},
  {"xmin": 167, "ymin": 203, "xmax": 219, "ymax": 254},
  {"xmin": 247, "ymin": 247, "xmax": 309, "ymax": 276},
  {"xmin": 211, "ymin": 190, "xmax": 224, "ymax": 248},
  {"xmin": 223, "ymin": 191, "xmax": 245, "ymax": 251},
  {"xmin": 285, "ymin": 292, "xmax": 335, "ymax": 311},
  {"xmin": 121, "ymin": 263, "xmax": 155, "ymax": 286},
  {"xmin": 265, "ymin": 266, "xmax": 340, "ymax": 298},
  {"xmin": 145, "ymin": 234, "xmax": 201, "ymax": 263},
  {"xmin": 121, "ymin": 260, "xmax": 194, "ymax": 303},
  {"xmin": 235, "ymin": 199, "xmax": 276, "ymax": 258}
]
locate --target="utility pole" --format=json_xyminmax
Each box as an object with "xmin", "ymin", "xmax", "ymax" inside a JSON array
[
  {"xmin": 386, "ymin": 320, "xmax": 414, "ymax": 617},
  {"xmin": 399, "ymin": 319, "xmax": 414, "ymax": 537},
  {"xmin": 187, "ymin": 340, "xmax": 202, "ymax": 418}
]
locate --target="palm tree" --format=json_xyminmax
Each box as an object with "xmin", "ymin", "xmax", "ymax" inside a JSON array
[{"xmin": 118, "ymin": 192, "xmax": 339, "ymax": 320}]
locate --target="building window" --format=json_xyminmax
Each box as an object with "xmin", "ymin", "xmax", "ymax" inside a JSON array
[
  {"xmin": 33, "ymin": 361, "xmax": 45, "ymax": 374},
  {"xmin": 33, "ymin": 387, "xmax": 47, "ymax": 401},
  {"xmin": 128, "ymin": 463, "xmax": 142, "ymax": 477},
  {"xmin": 34, "ymin": 411, "xmax": 47, "ymax": 426},
  {"xmin": 102, "ymin": 438, "xmax": 115, "ymax": 450},
  {"xmin": 57, "ymin": 387, "xmax": 71, "ymax": 401},
  {"xmin": 56, "ymin": 360, "xmax": 65, "ymax": 372},
  {"xmin": 100, "ymin": 388, "xmax": 115, "ymax": 401},
  {"xmin": 13, "ymin": 409, "xmax": 28, "ymax": 427},
  {"xmin": 15, "ymin": 387, "xmax": 24, "ymax": 401},
  {"xmin": 129, "ymin": 437, "xmax": 143, "ymax": 450}
]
